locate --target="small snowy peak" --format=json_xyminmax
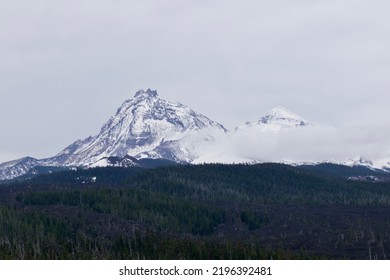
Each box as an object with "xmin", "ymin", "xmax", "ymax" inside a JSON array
[
  {"xmin": 344, "ymin": 156, "xmax": 390, "ymax": 171},
  {"xmin": 235, "ymin": 106, "xmax": 310, "ymax": 133},
  {"xmin": 259, "ymin": 106, "xmax": 310, "ymax": 128},
  {"xmin": 0, "ymin": 157, "xmax": 43, "ymax": 180},
  {"xmin": 0, "ymin": 156, "xmax": 37, "ymax": 169},
  {"xmin": 343, "ymin": 156, "xmax": 373, "ymax": 167}
]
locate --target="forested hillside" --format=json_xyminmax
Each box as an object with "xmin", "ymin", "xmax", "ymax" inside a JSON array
[{"xmin": 1, "ymin": 164, "xmax": 389, "ymax": 259}]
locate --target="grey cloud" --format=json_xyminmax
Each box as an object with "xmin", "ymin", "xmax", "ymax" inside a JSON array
[
  {"xmin": 200, "ymin": 124, "xmax": 390, "ymax": 164},
  {"xmin": 1, "ymin": 0, "xmax": 390, "ymax": 162}
]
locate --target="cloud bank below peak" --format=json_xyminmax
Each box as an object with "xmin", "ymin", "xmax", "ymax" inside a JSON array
[{"xmin": 196, "ymin": 113, "xmax": 390, "ymax": 166}]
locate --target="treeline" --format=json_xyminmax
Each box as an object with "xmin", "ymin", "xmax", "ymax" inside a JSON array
[
  {"xmin": 125, "ymin": 163, "xmax": 390, "ymax": 206},
  {"xmin": 20, "ymin": 163, "xmax": 390, "ymax": 207},
  {"xmin": 16, "ymin": 188, "xmax": 225, "ymax": 236},
  {"xmin": 23, "ymin": 166, "xmax": 143, "ymax": 186}
]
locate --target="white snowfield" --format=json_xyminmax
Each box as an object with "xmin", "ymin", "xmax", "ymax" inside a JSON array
[
  {"xmin": 235, "ymin": 106, "xmax": 311, "ymax": 133},
  {"xmin": 0, "ymin": 89, "xmax": 389, "ymax": 180}
]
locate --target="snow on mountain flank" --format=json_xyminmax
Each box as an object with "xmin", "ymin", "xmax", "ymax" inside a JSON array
[
  {"xmin": 52, "ymin": 89, "xmax": 228, "ymax": 166},
  {"xmin": 0, "ymin": 157, "xmax": 42, "ymax": 180},
  {"xmin": 1, "ymin": 90, "xmax": 390, "ymax": 180}
]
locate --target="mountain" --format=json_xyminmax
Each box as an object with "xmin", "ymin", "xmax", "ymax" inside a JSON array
[
  {"xmin": 1, "ymin": 91, "xmax": 389, "ymax": 181},
  {"xmin": 0, "ymin": 89, "xmax": 227, "ymax": 180},
  {"xmin": 0, "ymin": 157, "xmax": 72, "ymax": 182},
  {"xmin": 232, "ymin": 107, "xmax": 390, "ymax": 172},
  {"xmin": 194, "ymin": 106, "xmax": 314, "ymax": 164},
  {"xmin": 342, "ymin": 156, "xmax": 390, "ymax": 172},
  {"xmin": 0, "ymin": 157, "xmax": 42, "ymax": 181},
  {"xmin": 259, "ymin": 106, "xmax": 311, "ymax": 128},
  {"xmin": 52, "ymin": 89, "xmax": 227, "ymax": 166},
  {"xmin": 235, "ymin": 106, "xmax": 310, "ymax": 132}
]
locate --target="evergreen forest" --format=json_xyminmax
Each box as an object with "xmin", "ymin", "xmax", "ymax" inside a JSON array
[{"xmin": 0, "ymin": 163, "xmax": 390, "ymax": 259}]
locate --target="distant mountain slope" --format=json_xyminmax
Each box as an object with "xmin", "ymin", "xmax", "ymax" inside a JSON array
[{"xmin": 0, "ymin": 157, "xmax": 42, "ymax": 181}]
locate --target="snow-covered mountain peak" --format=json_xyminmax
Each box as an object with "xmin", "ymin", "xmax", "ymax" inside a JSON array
[
  {"xmin": 259, "ymin": 106, "xmax": 310, "ymax": 127},
  {"xmin": 50, "ymin": 89, "xmax": 228, "ymax": 166},
  {"xmin": 134, "ymin": 88, "xmax": 158, "ymax": 98},
  {"xmin": 112, "ymin": 89, "xmax": 225, "ymax": 133}
]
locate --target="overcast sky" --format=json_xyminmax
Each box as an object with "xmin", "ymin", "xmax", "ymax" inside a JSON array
[{"xmin": 1, "ymin": 0, "xmax": 390, "ymax": 163}]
